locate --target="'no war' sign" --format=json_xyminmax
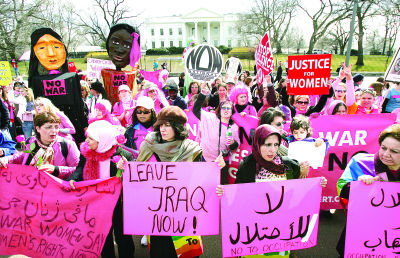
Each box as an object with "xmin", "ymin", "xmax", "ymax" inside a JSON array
[{"xmin": 185, "ymin": 44, "xmax": 223, "ymax": 82}]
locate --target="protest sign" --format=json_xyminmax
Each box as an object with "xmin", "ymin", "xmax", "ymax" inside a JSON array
[
  {"xmin": 86, "ymin": 58, "xmax": 115, "ymax": 80},
  {"xmin": 0, "ymin": 164, "xmax": 121, "ymax": 258},
  {"xmin": 68, "ymin": 62, "xmax": 77, "ymax": 73},
  {"xmin": 225, "ymin": 57, "xmax": 242, "ymax": 79},
  {"xmin": 287, "ymin": 54, "xmax": 331, "ymax": 95},
  {"xmin": 255, "ymin": 32, "xmax": 274, "ymax": 85},
  {"xmin": 185, "ymin": 44, "xmax": 223, "ymax": 82},
  {"xmin": 123, "ymin": 162, "xmax": 220, "ymax": 236},
  {"xmin": 288, "ymin": 141, "xmax": 327, "ymax": 169},
  {"xmin": 345, "ymin": 181, "xmax": 400, "ymax": 256},
  {"xmin": 185, "ymin": 110, "xmax": 199, "ymax": 141},
  {"xmin": 139, "ymin": 69, "xmax": 162, "ymax": 88},
  {"xmin": 221, "ymin": 178, "xmax": 322, "ymax": 257},
  {"xmin": 227, "ymin": 114, "xmax": 259, "ymax": 184},
  {"xmin": 310, "ymin": 113, "xmax": 396, "ymax": 209},
  {"xmin": 384, "ymin": 46, "xmax": 400, "ymax": 83},
  {"xmin": 0, "ymin": 61, "xmax": 12, "ymax": 86},
  {"xmin": 42, "ymin": 79, "xmax": 67, "ymax": 96},
  {"xmin": 112, "ymin": 73, "xmax": 128, "ymax": 87}
]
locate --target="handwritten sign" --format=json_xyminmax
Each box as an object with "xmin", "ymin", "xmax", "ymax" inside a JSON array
[
  {"xmin": 310, "ymin": 113, "xmax": 396, "ymax": 209},
  {"xmin": 255, "ymin": 32, "xmax": 274, "ymax": 85},
  {"xmin": 221, "ymin": 178, "xmax": 322, "ymax": 257},
  {"xmin": 43, "ymin": 79, "xmax": 67, "ymax": 96},
  {"xmin": 123, "ymin": 162, "xmax": 220, "ymax": 236},
  {"xmin": 384, "ymin": 46, "xmax": 400, "ymax": 83},
  {"xmin": 185, "ymin": 44, "xmax": 223, "ymax": 82},
  {"xmin": 345, "ymin": 181, "xmax": 400, "ymax": 256},
  {"xmin": 86, "ymin": 58, "xmax": 115, "ymax": 80},
  {"xmin": 0, "ymin": 164, "xmax": 121, "ymax": 258},
  {"xmin": 225, "ymin": 57, "xmax": 242, "ymax": 79},
  {"xmin": 112, "ymin": 73, "xmax": 128, "ymax": 87},
  {"xmin": 287, "ymin": 54, "xmax": 331, "ymax": 95},
  {"xmin": 0, "ymin": 61, "xmax": 12, "ymax": 86}
]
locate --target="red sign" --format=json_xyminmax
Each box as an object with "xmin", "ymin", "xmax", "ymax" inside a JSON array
[
  {"xmin": 68, "ymin": 61, "xmax": 77, "ymax": 73},
  {"xmin": 255, "ymin": 32, "xmax": 274, "ymax": 85},
  {"xmin": 287, "ymin": 54, "xmax": 331, "ymax": 95}
]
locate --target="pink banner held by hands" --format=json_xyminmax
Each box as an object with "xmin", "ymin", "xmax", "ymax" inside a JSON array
[
  {"xmin": 255, "ymin": 32, "xmax": 274, "ymax": 85},
  {"xmin": 309, "ymin": 113, "xmax": 396, "ymax": 209},
  {"xmin": 345, "ymin": 181, "xmax": 400, "ymax": 256},
  {"xmin": 123, "ymin": 162, "xmax": 220, "ymax": 236},
  {"xmin": 221, "ymin": 178, "xmax": 322, "ymax": 257},
  {"xmin": 0, "ymin": 164, "xmax": 121, "ymax": 258}
]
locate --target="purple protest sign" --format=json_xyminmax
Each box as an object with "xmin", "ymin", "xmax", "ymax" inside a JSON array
[
  {"xmin": 221, "ymin": 178, "xmax": 322, "ymax": 257},
  {"xmin": 123, "ymin": 162, "xmax": 220, "ymax": 236},
  {"xmin": 345, "ymin": 181, "xmax": 400, "ymax": 256},
  {"xmin": 112, "ymin": 73, "xmax": 128, "ymax": 87},
  {"xmin": 43, "ymin": 80, "xmax": 67, "ymax": 96}
]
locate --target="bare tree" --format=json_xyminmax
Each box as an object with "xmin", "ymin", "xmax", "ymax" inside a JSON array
[
  {"xmin": 328, "ymin": 20, "xmax": 350, "ymax": 55},
  {"xmin": 235, "ymin": 0, "xmax": 298, "ymax": 53},
  {"xmin": 76, "ymin": 0, "xmax": 141, "ymax": 45},
  {"xmin": 299, "ymin": 0, "xmax": 351, "ymax": 54},
  {"xmin": 378, "ymin": 0, "xmax": 400, "ymax": 56},
  {"xmin": 0, "ymin": 0, "xmax": 46, "ymax": 60}
]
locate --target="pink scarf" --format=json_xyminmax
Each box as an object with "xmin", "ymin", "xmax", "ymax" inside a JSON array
[{"xmin": 80, "ymin": 142, "xmax": 117, "ymax": 180}]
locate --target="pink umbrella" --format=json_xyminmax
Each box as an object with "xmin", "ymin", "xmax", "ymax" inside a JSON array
[{"xmin": 18, "ymin": 50, "xmax": 30, "ymax": 61}]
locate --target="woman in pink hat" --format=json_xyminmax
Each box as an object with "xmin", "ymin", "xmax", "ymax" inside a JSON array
[{"xmin": 112, "ymin": 84, "xmax": 135, "ymax": 127}]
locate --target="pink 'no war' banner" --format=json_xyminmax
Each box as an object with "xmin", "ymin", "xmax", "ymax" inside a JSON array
[
  {"xmin": 123, "ymin": 162, "xmax": 220, "ymax": 236},
  {"xmin": 0, "ymin": 164, "xmax": 121, "ymax": 258},
  {"xmin": 345, "ymin": 181, "xmax": 400, "ymax": 256},
  {"xmin": 310, "ymin": 113, "xmax": 396, "ymax": 209},
  {"xmin": 221, "ymin": 178, "xmax": 322, "ymax": 257}
]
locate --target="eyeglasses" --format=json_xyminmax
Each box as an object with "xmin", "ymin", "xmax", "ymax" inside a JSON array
[
  {"xmin": 274, "ymin": 121, "xmax": 286, "ymax": 127},
  {"xmin": 148, "ymin": 90, "xmax": 156, "ymax": 94},
  {"xmin": 136, "ymin": 110, "xmax": 151, "ymax": 114},
  {"xmin": 296, "ymin": 101, "xmax": 309, "ymax": 105},
  {"xmin": 221, "ymin": 106, "xmax": 232, "ymax": 110},
  {"xmin": 335, "ymin": 89, "xmax": 346, "ymax": 93}
]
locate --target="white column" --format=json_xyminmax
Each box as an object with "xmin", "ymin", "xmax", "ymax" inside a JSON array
[
  {"xmin": 207, "ymin": 21, "xmax": 211, "ymax": 44},
  {"xmin": 194, "ymin": 22, "xmax": 198, "ymax": 42},
  {"xmin": 182, "ymin": 23, "xmax": 186, "ymax": 46},
  {"xmin": 219, "ymin": 22, "xmax": 224, "ymax": 46}
]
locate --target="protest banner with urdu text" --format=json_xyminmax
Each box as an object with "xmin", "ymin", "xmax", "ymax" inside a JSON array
[
  {"xmin": 0, "ymin": 61, "xmax": 12, "ymax": 86},
  {"xmin": 287, "ymin": 54, "xmax": 331, "ymax": 95},
  {"xmin": 0, "ymin": 164, "xmax": 121, "ymax": 258},
  {"xmin": 345, "ymin": 181, "xmax": 400, "ymax": 256},
  {"xmin": 255, "ymin": 32, "xmax": 274, "ymax": 85},
  {"xmin": 123, "ymin": 162, "xmax": 220, "ymax": 236},
  {"xmin": 86, "ymin": 58, "xmax": 115, "ymax": 80},
  {"xmin": 310, "ymin": 113, "xmax": 396, "ymax": 209},
  {"xmin": 185, "ymin": 44, "xmax": 223, "ymax": 82},
  {"xmin": 221, "ymin": 178, "xmax": 322, "ymax": 257}
]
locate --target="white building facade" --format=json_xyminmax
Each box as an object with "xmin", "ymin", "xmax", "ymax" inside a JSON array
[{"xmin": 141, "ymin": 8, "xmax": 255, "ymax": 50}]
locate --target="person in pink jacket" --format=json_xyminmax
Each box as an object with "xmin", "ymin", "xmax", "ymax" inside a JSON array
[
  {"xmin": 34, "ymin": 97, "xmax": 76, "ymax": 141},
  {"xmin": 0, "ymin": 112, "xmax": 80, "ymax": 179},
  {"xmin": 112, "ymin": 84, "xmax": 135, "ymax": 127},
  {"xmin": 229, "ymin": 84, "xmax": 257, "ymax": 116}
]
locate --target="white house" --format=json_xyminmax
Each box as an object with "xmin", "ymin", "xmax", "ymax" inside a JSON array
[{"xmin": 141, "ymin": 8, "xmax": 256, "ymax": 50}]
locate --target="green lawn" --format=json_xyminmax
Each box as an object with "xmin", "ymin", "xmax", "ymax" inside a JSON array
[{"xmin": 12, "ymin": 54, "xmax": 393, "ymax": 78}]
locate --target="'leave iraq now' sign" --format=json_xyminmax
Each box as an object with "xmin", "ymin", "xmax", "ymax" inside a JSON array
[
  {"xmin": 185, "ymin": 44, "xmax": 223, "ymax": 82},
  {"xmin": 123, "ymin": 162, "xmax": 220, "ymax": 236},
  {"xmin": 287, "ymin": 54, "xmax": 331, "ymax": 95}
]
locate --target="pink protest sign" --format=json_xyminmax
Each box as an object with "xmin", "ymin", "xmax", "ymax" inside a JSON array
[
  {"xmin": 185, "ymin": 110, "xmax": 199, "ymax": 141},
  {"xmin": 345, "ymin": 181, "xmax": 400, "ymax": 256},
  {"xmin": 112, "ymin": 73, "xmax": 128, "ymax": 87},
  {"xmin": 0, "ymin": 164, "xmax": 121, "ymax": 257},
  {"xmin": 221, "ymin": 178, "xmax": 322, "ymax": 257},
  {"xmin": 310, "ymin": 113, "xmax": 396, "ymax": 209},
  {"xmin": 123, "ymin": 162, "xmax": 220, "ymax": 236},
  {"xmin": 43, "ymin": 79, "xmax": 67, "ymax": 96},
  {"xmin": 227, "ymin": 114, "xmax": 259, "ymax": 184},
  {"xmin": 255, "ymin": 32, "xmax": 274, "ymax": 85},
  {"xmin": 140, "ymin": 69, "xmax": 162, "ymax": 88}
]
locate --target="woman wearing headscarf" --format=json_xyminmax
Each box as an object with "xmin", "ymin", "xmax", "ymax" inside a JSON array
[{"xmin": 68, "ymin": 120, "xmax": 134, "ymax": 258}]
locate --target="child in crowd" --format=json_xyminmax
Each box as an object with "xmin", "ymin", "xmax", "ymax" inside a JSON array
[{"xmin": 287, "ymin": 115, "xmax": 327, "ymax": 147}]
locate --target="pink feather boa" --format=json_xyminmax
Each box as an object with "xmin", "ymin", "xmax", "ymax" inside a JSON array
[{"xmin": 80, "ymin": 142, "xmax": 117, "ymax": 180}]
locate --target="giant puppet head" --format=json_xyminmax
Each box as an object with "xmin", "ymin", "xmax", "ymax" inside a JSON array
[
  {"xmin": 106, "ymin": 24, "xmax": 140, "ymax": 70},
  {"xmin": 29, "ymin": 28, "xmax": 68, "ymax": 77}
]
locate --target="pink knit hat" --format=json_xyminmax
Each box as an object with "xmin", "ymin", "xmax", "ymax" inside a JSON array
[{"xmin": 229, "ymin": 85, "xmax": 249, "ymax": 104}]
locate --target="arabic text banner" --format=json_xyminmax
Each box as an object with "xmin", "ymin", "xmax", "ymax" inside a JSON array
[
  {"xmin": 0, "ymin": 164, "xmax": 121, "ymax": 258},
  {"xmin": 345, "ymin": 181, "xmax": 400, "ymax": 256},
  {"xmin": 123, "ymin": 162, "xmax": 220, "ymax": 236},
  {"xmin": 221, "ymin": 178, "xmax": 322, "ymax": 257}
]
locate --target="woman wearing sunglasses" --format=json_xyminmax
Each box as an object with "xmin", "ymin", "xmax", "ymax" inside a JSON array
[{"xmin": 124, "ymin": 96, "xmax": 157, "ymax": 151}]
